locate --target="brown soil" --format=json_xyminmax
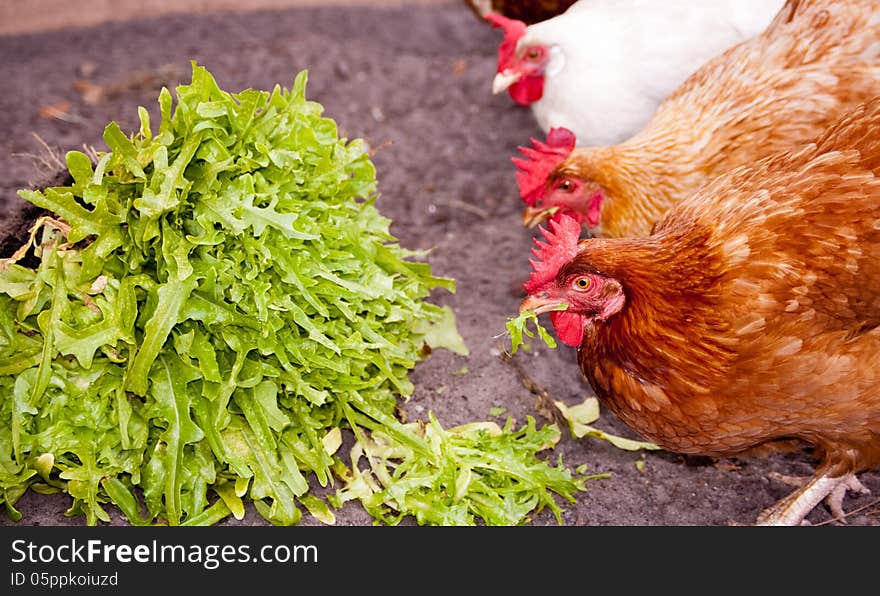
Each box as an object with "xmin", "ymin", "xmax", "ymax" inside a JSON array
[
  {"xmin": 1, "ymin": 3, "xmax": 877, "ymax": 526},
  {"xmin": 0, "ymin": 0, "xmax": 452, "ymax": 36}
]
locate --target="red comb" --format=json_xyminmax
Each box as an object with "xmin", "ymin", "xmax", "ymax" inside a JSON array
[
  {"xmin": 485, "ymin": 12, "xmax": 527, "ymax": 72},
  {"xmin": 512, "ymin": 127, "xmax": 577, "ymax": 206},
  {"xmin": 524, "ymin": 213, "xmax": 582, "ymax": 294}
]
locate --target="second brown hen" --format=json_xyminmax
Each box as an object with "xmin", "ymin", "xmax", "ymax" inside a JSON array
[
  {"xmin": 520, "ymin": 98, "xmax": 880, "ymax": 525},
  {"xmin": 516, "ymin": 0, "xmax": 880, "ymax": 238}
]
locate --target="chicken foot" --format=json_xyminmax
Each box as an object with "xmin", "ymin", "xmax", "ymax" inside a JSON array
[{"xmin": 757, "ymin": 472, "xmax": 870, "ymax": 525}]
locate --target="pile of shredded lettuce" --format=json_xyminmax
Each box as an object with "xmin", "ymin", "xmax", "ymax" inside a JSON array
[{"xmin": 0, "ymin": 64, "xmax": 585, "ymax": 526}]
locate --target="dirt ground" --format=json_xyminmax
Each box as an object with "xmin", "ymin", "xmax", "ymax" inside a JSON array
[
  {"xmin": 1, "ymin": 3, "xmax": 877, "ymax": 527},
  {"xmin": 0, "ymin": 0, "xmax": 450, "ymax": 36}
]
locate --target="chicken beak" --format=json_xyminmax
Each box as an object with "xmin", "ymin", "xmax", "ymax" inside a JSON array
[
  {"xmin": 493, "ymin": 70, "xmax": 522, "ymax": 95},
  {"xmin": 521, "ymin": 206, "xmax": 552, "ymax": 228},
  {"xmin": 519, "ymin": 293, "xmax": 564, "ymax": 315}
]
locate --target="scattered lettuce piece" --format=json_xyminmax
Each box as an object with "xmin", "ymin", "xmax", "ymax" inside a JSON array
[
  {"xmin": 417, "ymin": 305, "xmax": 469, "ymax": 356},
  {"xmin": 555, "ymin": 398, "xmax": 661, "ymax": 451},
  {"xmin": 330, "ymin": 406, "xmax": 597, "ymax": 526}
]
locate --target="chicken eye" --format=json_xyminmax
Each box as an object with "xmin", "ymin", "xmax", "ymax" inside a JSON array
[
  {"xmin": 527, "ymin": 48, "xmax": 541, "ymax": 60},
  {"xmin": 574, "ymin": 277, "xmax": 591, "ymax": 290},
  {"xmin": 557, "ymin": 179, "xmax": 573, "ymax": 192}
]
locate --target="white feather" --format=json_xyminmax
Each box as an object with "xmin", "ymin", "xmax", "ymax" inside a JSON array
[{"xmin": 517, "ymin": 0, "xmax": 786, "ymax": 146}]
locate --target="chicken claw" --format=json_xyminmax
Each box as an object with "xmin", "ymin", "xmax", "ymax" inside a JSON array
[{"xmin": 758, "ymin": 472, "xmax": 870, "ymax": 526}]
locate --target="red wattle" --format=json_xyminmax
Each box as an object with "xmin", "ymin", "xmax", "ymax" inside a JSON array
[
  {"xmin": 509, "ymin": 76, "xmax": 544, "ymax": 105},
  {"xmin": 550, "ymin": 310, "xmax": 586, "ymax": 347}
]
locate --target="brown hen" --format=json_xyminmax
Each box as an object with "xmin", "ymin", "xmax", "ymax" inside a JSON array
[
  {"xmin": 463, "ymin": 0, "xmax": 577, "ymax": 24},
  {"xmin": 519, "ymin": 98, "xmax": 880, "ymax": 525},
  {"xmin": 516, "ymin": 0, "xmax": 880, "ymax": 238}
]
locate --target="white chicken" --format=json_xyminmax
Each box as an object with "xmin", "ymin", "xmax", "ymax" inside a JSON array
[{"xmin": 489, "ymin": 0, "xmax": 786, "ymax": 146}]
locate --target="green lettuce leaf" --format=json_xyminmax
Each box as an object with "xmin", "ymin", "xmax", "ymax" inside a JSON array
[{"xmin": 0, "ymin": 63, "xmax": 593, "ymax": 527}]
